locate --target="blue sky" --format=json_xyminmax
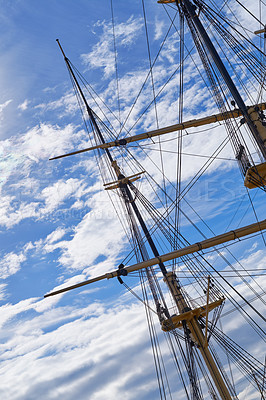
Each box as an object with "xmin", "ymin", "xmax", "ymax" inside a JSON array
[{"xmin": 0, "ymin": 1, "xmax": 265, "ymax": 399}]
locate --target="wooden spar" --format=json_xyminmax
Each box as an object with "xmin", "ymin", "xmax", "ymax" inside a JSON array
[
  {"xmin": 44, "ymin": 274, "xmax": 107, "ymax": 298},
  {"xmin": 204, "ymin": 276, "xmax": 211, "ymax": 348},
  {"xmin": 49, "ymin": 103, "xmax": 266, "ymax": 161},
  {"xmin": 254, "ymin": 28, "xmax": 266, "ymax": 35},
  {"xmin": 44, "ymin": 218, "xmax": 266, "ymax": 298}
]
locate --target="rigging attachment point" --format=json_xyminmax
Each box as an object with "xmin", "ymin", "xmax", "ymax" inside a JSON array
[
  {"xmin": 103, "ymin": 171, "xmax": 146, "ymax": 190},
  {"xmin": 114, "ymin": 138, "xmax": 127, "ymax": 146},
  {"xmin": 117, "ymin": 263, "xmax": 128, "ymax": 284},
  {"xmin": 161, "ymin": 298, "xmax": 225, "ymax": 332},
  {"xmin": 244, "ymin": 162, "xmax": 266, "ymax": 189}
]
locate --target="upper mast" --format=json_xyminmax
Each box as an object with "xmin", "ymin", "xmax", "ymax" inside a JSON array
[
  {"xmin": 158, "ymin": 0, "xmax": 266, "ymax": 189},
  {"xmin": 175, "ymin": 0, "xmax": 266, "ymax": 158}
]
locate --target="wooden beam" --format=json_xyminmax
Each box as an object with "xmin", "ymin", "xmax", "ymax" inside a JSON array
[
  {"xmin": 254, "ymin": 28, "xmax": 266, "ymax": 35},
  {"xmin": 50, "ymin": 103, "xmax": 266, "ymax": 161},
  {"xmin": 44, "ymin": 218, "xmax": 266, "ymax": 298},
  {"xmin": 161, "ymin": 298, "xmax": 224, "ymax": 332}
]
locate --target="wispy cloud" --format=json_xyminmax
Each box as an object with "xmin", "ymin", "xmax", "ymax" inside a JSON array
[
  {"xmin": 18, "ymin": 99, "xmax": 29, "ymax": 111},
  {"xmin": 154, "ymin": 18, "xmax": 164, "ymax": 40},
  {"xmin": 55, "ymin": 191, "xmax": 126, "ymax": 272},
  {"xmin": 0, "ymin": 252, "xmax": 26, "ymax": 279},
  {"xmin": 35, "ymin": 92, "xmax": 78, "ymax": 118},
  {"xmin": 81, "ymin": 17, "xmax": 143, "ymax": 78},
  {"xmin": 1, "ymin": 243, "xmax": 265, "ymax": 400},
  {"xmin": 0, "ymin": 123, "xmax": 89, "ymax": 228},
  {"xmin": 0, "ymin": 99, "xmax": 12, "ymax": 118},
  {"xmin": 0, "ymin": 284, "xmax": 7, "ymax": 300},
  {"xmin": 0, "ymin": 290, "xmax": 155, "ymax": 400}
]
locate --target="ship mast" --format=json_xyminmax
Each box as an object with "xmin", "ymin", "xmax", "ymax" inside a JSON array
[
  {"xmin": 48, "ymin": 39, "xmax": 266, "ymax": 400},
  {"xmin": 156, "ymin": 0, "xmax": 266, "ymax": 189},
  {"xmin": 176, "ymin": 0, "xmax": 266, "ymax": 159}
]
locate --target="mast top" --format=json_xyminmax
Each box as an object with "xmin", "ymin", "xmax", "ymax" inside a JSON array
[{"xmin": 56, "ymin": 39, "xmax": 67, "ymax": 60}]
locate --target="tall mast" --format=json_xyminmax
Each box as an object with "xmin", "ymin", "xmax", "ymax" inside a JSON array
[
  {"xmin": 56, "ymin": 40, "xmax": 167, "ymax": 278},
  {"xmin": 177, "ymin": 0, "xmax": 266, "ymax": 160},
  {"xmin": 54, "ymin": 40, "xmax": 234, "ymax": 400}
]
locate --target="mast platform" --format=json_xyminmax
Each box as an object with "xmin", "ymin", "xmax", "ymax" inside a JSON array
[
  {"xmin": 161, "ymin": 298, "xmax": 225, "ymax": 332},
  {"xmin": 244, "ymin": 162, "xmax": 266, "ymax": 189}
]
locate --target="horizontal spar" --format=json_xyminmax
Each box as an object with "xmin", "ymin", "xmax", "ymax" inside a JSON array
[
  {"xmin": 50, "ymin": 103, "xmax": 266, "ymax": 161},
  {"xmin": 44, "ymin": 218, "xmax": 266, "ymax": 298},
  {"xmin": 44, "ymin": 274, "xmax": 108, "ymax": 298}
]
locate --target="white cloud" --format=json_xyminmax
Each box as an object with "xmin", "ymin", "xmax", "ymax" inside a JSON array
[
  {"xmin": 0, "ymin": 298, "xmax": 38, "ymax": 330},
  {"xmin": 0, "ymin": 284, "xmax": 7, "ymax": 300},
  {"xmin": 81, "ymin": 17, "xmax": 143, "ymax": 78},
  {"xmin": 35, "ymin": 92, "xmax": 78, "ymax": 117},
  {"xmin": 154, "ymin": 18, "xmax": 164, "ymax": 40},
  {"xmin": 0, "ymin": 291, "xmax": 156, "ymax": 400},
  {"xmin": 45, "ymin": 227, "xmax": 67, "ymax": 245},
  {"xmin": 18, "ymin": 99, "xmax": 29, "ymax": 111},
  {"xmin": 39, "ymin": 178, "xmax": 84, "ymax": 215},
  {"xmin": 0, "ymin": 123, "xmax": 91, "ymax": 228},
  {"xmin": 0, "ymin": 99, "xmax": 12, "ymax": 118},
  {"xmin": 0, "ymin": 252, "xmax": 26, "ymax": 279},
  {"xmin": 0, "ymin": 175, "xmax": 92, "ymax": 229},
  {"xmin": 0, "ymin": 200, "xmax": 38, "ymax": 229},
  {"xmin": 56, "ymin": 190, "xmax": 126, "ymax": 272},
  {"xmin": 0, "ymin": 123, "xmax": 82, "ymax": 183},
  {"xmin": 18, "ymin": 123, "xmax": 82, "ymax": 162}
]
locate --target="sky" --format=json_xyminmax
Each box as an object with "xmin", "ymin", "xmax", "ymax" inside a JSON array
[{"xmin": 0, "ymin": 0, "xmax": 265, "ymax": 399}]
